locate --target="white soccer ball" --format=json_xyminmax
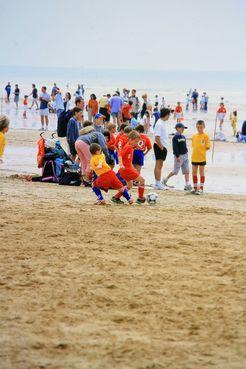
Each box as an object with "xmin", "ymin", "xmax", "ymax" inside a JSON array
[{"xmin": 146, "ymin": 192, "xmax": 159, "ymax": 205}]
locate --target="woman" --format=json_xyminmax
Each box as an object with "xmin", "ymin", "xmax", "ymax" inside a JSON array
[
  {"xmin": 140, "ymin": 93, "xmax": 152, "ymax": 118},
  {"xmin": 64, "ymin": 92, "xmax": 72, "ymax": 112},
  {"xmin": 86, "ymin": 94, "xmax": 98, "ymax": 122},
  {"xmin": 75, "ymin": 122, "xmax": 108, "ymax": 184},
  {"xmin": 66, "ymin": 107, "xmax": 83, "ymax": 161},
  {"xmin": 14, "ymin": 84, "xmax": 20, "ymax": 109}
]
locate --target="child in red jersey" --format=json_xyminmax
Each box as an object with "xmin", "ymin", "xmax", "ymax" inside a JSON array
[
  {"xmin": 90, "ymin": 143, "xmax": 133, "ymax": 205},
  {"xmin": 133, "ymin": 124, "xmax": 152, "ymax": 173},
  {"xmin": 115, "ymin": 126, "xmax": 132, "ymax": 152},
  {"xmin": 121, "ymin": 101, "xmax": 133, "ymax": 124},
  {"xmin": 23, "ymin": 95, "xmax": 28, "ymax": 119},
  {"xmin": 113, "ymin": 130, "xmax": 146, "ymax": 204},
  {"xmin": 107, "ymin": 122, "xmax": 118, "ymax": 164},
  {"xmin": 217, "ymin": 102, "xmax": 227, "ymax": 130},
  {"xmin": 174, "ymin": 102, "xmax": 183, "ymax": 123}
]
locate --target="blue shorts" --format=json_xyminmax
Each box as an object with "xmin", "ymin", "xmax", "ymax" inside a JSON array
[
  {"xmin": 116, "ymin": 172, "xmax": 127, "ymax": 186},
  {"xmin": 133, "ymin": 150, "xmax": 144, "ymax": 166},
  {"xmin": 108, "ymin": 149, "xmax": 119, "ymax": 164}
]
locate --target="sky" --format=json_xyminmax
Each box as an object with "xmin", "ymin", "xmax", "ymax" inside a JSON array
[{"xmin": 0, "ymin": 0, "xmax": 246, "ymax": 71}]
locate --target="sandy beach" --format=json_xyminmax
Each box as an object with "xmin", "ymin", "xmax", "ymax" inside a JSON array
[{"xmin": 1, "ymin": 174, "xmax": 246, "ymax": 369}]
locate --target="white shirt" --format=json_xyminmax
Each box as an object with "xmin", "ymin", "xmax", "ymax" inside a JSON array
[{"xmin": 154, "ymin": 118, "xmax": 169, "ymax": 149}]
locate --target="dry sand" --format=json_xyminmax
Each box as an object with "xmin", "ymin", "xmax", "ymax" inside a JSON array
[{"xmin": 0, "ymin": 173, "xmax": 246, "ymax": 369}]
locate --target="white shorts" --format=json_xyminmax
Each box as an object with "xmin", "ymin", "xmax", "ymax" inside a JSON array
[
  {"xmin": 40, "ymin": 108, "xmax": 49, "ymax": 116},
  {"xmin": 32, "ymin": 98, "xmax": 38, "ymax": 102},
  {"xmin": 218, "ymin": 113, "xmax": 226, "ymax": 121},
  {"xmin": 23, "ymin": 105, "xmax": 28, "ymax": 112}
]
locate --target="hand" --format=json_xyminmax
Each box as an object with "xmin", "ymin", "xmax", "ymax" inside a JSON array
[{"xmin": 176, "ymin": 156, "xmax": 181, "ymax": 162}]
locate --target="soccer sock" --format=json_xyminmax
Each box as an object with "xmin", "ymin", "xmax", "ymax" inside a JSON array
[
  {"xmin": 193, "ymin": 175, "xmax": 198, "ymax": 190},
  {"xmin": 138, "ymin": 185, "xmax": 145, "ymax": 198},
  {"xmin": 92, "ymin": 186, "xmax": 104, "ymax": 201},
  {"xmin": 200, "ymin": 176, "xmax": 205, "ymax": 190},
  {"xmin": 122, "ymin": 188, "xmax": 131, "ymax": 201}
]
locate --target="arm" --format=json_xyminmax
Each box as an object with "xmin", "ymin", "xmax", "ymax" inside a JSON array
[
  {"xmin": 155, "ymin": 136, "xmax": 163, "ymax": 150},
  {"xmin": 172, "ymin": 136, "xmax": 180, "ymax": 159},
  {"xmin": 97, "ymin": 133, "xmax": 109, "ymax": 156},
  {"xmin": 206, "ymin": 135, "xmax": 211, "ymax": 150}
]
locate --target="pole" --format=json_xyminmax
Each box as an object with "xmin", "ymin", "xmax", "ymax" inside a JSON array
[{"xmin": 212, "ymin": 113, "xmax": 217, "ymax": 162}]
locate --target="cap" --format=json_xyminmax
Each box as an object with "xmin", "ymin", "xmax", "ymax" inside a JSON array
[
  {"xmin": 94, "ymin": 113, "xmax": 105, "ymax": 120},
  {"xmin": 175, "ymin": 123, "xmax": 188, "ymax": 129}
]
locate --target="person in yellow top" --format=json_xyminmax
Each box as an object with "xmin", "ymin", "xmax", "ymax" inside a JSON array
[
  {"xmin": 230, "ymin": 111, "xmax": 237, "ymax": 136},
  {"xmin": 0, "ymin": 115, "xmax": 10, "ymax": 163},
  {"xmin": 89, "ymin": 143, "xmax": 132, "ymax": 205},
  {"xmin": 191, "ymin": 120, "xmax": 210, "ymax": 194}
]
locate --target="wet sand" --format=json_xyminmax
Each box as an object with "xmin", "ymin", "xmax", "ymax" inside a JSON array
[{"xmin": 0, "ymin": 176, "xmax": 246, "ymax": 369}]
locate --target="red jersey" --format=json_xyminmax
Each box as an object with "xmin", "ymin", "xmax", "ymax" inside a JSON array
[
  {"xmin": 115, "ymin": 133, "xmax": 128, "ymax": 151},
  {"xmin": 175, "ymin": 105, "xmax": 183, "ymax": 113},
  {"xmin": 107, "ymin": 132, "xmax": 116, "ymax": 150},
  {"xmin": 121, "ymin": 104, "xmax": 132, "ymax": 119},
  {"xmin": 120, "ymin": 143, "xmax": 134, "ymax": 168},
  {"xmin": 217, "ymin": 107, "xmax": 226, "ymax": 114},
  {"xmin": 136, "ymin": 134, "xmax": 152, "ymax": 152}
]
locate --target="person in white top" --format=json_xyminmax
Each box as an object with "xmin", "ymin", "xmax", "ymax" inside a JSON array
[{"xmin": 154, "ymin": 108, "xmax": 171, "ymax": 190}]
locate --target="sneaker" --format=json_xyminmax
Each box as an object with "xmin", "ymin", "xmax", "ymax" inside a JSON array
[
  {"xmin": 136, "ymin": 197, "xmax": 146, "ymax": 204},
  {"xmin": 128, "ymin": 197, "xmax": 134, "ymax": 205},
  {"xmin": 162, "ymin": 178, "xmax": 168, "ymax": 186},
  {"xmin": 154, "ymin": 183, "xmax": 169, "ymax": 190},
  {"xmin": 184, "ymin": 184, "xmax": 192, "ymax": 191},
  {"xmin": 111, "ymin": 196, "xmax": 124, "ymax": 204},
  {"xmin": 94, "ymin": 199, "xmax": 106, "ymax": 205},
  {"xmin": 197, "ymin": 189, "xmax": 204, "ymax": 195}
]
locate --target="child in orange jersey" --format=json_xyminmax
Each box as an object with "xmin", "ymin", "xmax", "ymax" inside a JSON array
[{"xmin": 133, "ymin": 124, "xmax": 152, "ymax": 173}]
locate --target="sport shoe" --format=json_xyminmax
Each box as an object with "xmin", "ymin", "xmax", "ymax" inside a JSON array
[
  {"xmin": 154, "ymin": 183, "xmax": 168, "ymax": 190},
  {"xmin": 128, "ymin": 198, "xmax": 134, "ymax": 205},
  {"xmin": 136, "ymin": 197, "xmax": 146, "ymax": 204},
  {"xmin": 94, "ymin": 199, "xmax": 106, "ymax": 205},
  {"xmin": 184, "ymin": 184, "xmax": 192, "ymax": 191},
  {"xmin": 162, "ymin": 178, "xmax": 168, "ymax": 186},
  {"xmin": 111, "ymin": 196, "xmax": 124, "ymax": 204}
]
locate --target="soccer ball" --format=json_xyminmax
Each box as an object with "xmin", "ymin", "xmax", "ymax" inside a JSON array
[{"xmin": 146, "ymin": 192, "xmax": 159, "ymax": 205}]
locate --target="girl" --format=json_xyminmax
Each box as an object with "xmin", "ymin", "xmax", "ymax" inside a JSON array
[
  {"xmin": 142, "ymin": 111, "xmax": 150, "ymax": 134},
  {"xmin": 86, "ymin": 94, "xmax": 98, "ymax": 122},
  {"xmin": 230, "ymin": 111, "xmax": 237, "ymax": 136}
]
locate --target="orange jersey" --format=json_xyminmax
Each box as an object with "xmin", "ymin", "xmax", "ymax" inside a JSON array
[
  {"xmin": 107, "ymin": 132, "xmax": 116, "ymax": 150},
  {"xmin": 115, "ymin": 133, "xmax": 128, "ymax": 151},
  {"xmin": 87, "ymin": 99, "xmax": 99, "ymax": 116},
  {"xmin": 136, "ymin": 134, "xmax": 152, "ymax": 152},
  {"xmin": 23, "ymin": 98, "xmax": 28, "ymax": 105},
  {"xmin": 120, "ymin": 143, "xmax": 134, "ymax": 168}
]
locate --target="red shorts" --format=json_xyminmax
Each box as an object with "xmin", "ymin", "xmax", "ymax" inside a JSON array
[
  {"xmin": 94, "ymin": 170, "xmax": 123, "ymax": 191},
  {"xmin": 119, "ymin": 167, "xmax": 139, "ymax": 182}
]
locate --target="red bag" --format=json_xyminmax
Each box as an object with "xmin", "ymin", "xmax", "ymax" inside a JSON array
[{"xmin": 37, "ymin": 136, "xmax": 45, "ymax": 168}]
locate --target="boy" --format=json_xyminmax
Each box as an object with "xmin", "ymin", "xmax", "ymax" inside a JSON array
[
  {"xmin": 115, "ymin": 126, "xmax": 132, "ymax": 152},
  {"xmin": 130, "ymin": 112, "xmax": 139, "ymax": 129},
  {"xmin": 191, "ymin": 120, "xmax": 210, "ymax": 194},
  {"xmin": 121, "ymin": 101, "xmax": 133, "ymax": 124},
  {"xmin": 113, "ymin": 131, "xmax": 146, "ymax": 204},
  {"xmin": 133, "ymin": 125, "xmax": 152, "ymax": 174},
  {"xmin": 0, "ymin": 115, "xmax": 10, "ymax": 163},
  {"xmin": 174, "ymin": 102, "xmax": 183, "ymax": 123},
  {"xmin": 90, "ymin": 143, "xmax": 132, "ymax": 205},
  {"xmin": 107, "ymin": 123, "xmax": 118, "ymax": 164},
  {"xmin": 162, "ymin": 123, "xmax": 192, "ymax": 191},
  {"xmin": 217, "ymin": 103, "xmax": 227, "ymax": 130},
  {"xmin": 23, "ymin": 95, "xmax": 28, "ymax": 119},
  {"xmin": 94, "ymin": 113, "xmax": 105, "ymax": 133}
]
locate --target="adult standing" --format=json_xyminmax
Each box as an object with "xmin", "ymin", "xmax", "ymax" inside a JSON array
[
  {"xmin": 53, "ymin": 88, "xmax": 64, "ymax": 118},
  {"xmin": 29, "ymin": 83, "xmax": 39, "ymax": 110},
  {"xmin": 191, "ymin": 89, "xmax": 199, "ymax": 111},
  {"xmin": 153, "ymin": 108, "xmax": 171, "ymax": 190},
  {"xmin": 39, "ymin": 86, "xmax": 51, "ymax": 131},
  {"xmin": 75, "ymin": 96, "xmax": 85, "ymax": 113},
  {"xmin": 64, "ymin": 92, "xmax": 72, "ymax": 112},
  {"xmin": 99, "ymin": 94, "xmax": 110, "ymax": 122},
  {"xmin": 14, "ymin": 84, "xmax": 20, "ymax": 109},
  {"xmin": 140, "ymin": 93, "xmax": 152, "ymax": 118},
  {"xmin": 109, "ymin": 92, "xmax": 123, "ymax": 127},
  {"xmin": 129, "ymin": 89, "xmax": 140, "ymax": 117},
  {"xmin": 5, "ymin": 83, "xmax": 11, "ymax": 102},
  {"xmin": 66, "ymin": 107, "xmax": 83, "ymax": 161},
  {"xmin": 75, "ymin": 122, "xmax": 108, "ymax": 182},
  {"xmin": 86, "ymin": 94, "xmax": 98, "ymax": 122}
]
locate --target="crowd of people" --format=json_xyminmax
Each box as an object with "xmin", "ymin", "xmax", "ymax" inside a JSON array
[{"xmin": 1, "ymin": 82, "xmax": 246, "ymax": 204}]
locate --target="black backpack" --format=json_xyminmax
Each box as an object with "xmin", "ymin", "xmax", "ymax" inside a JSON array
[{"xmin": 57, "ymin": 110, "xmax": 73, "ymax": 137}]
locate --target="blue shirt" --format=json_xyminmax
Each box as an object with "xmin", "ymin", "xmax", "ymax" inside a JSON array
[
  {"xmin": 109, "ymin": 96, "xmax": 123, "ymax": 113},
  {"xmin": 40, "ymin": 92, "xmax": 50, "ymax": 109},
  {"xmin": 67, "ymin": 117, "xmax": 82, "ymax": 143},
  {"xmin": 77, "ymin": 131, "xmax": 108, "ymax": 156}
]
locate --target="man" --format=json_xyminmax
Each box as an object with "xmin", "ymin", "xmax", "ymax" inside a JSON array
[
  {"xmin": 75, "ymin": 96, "xmax": 85, "ymax": 113},
  {"xmin": 109, "ymin": 92, "xmax": 123, "ymax": 127},
  {"xmin": 29, "ymin": 83, "xmax": 39, "ymax": 110},
  {"xmin": 154, "ymin": 108, "xmax": 171, "ymax": 190},
  {"xmin": 129, "ymin": 89, "xmax": 140, "ymax": 117},
  {"xmin": 53, "ymin": 88, "xmax": 64, "ymax": 118},
  {"xmin": 99, "ymin": 94, "xmax": 110, "ymax": 122},
  {"xmin": 5, "ymin": 82, "xmax": 11, "ymax": 102},
  {"xmin": 13, "ymin": 84, "xmax": 20, "ymax": 109},
  {"xmin": 191, "ymin": 89, "xmax": 199, "ymax": 111},
  {"xmin": 39, "ymin": 86, "xmax": 51, "ymax": 131}
]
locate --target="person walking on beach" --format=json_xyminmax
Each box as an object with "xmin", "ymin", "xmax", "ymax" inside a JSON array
[
  {"xmin": 99, "ymin": 94, "xmax": 110, "ymax": 123},
  {"xmin": 53, "ymin": 88, "xmax": 64, "ymax": 118},
  {"xmin": 230, "ymin": 110, "xmax": 237, "ymax": 136},
  {"xmin": 87, "ymin": 94, "xmax": 99, "ymax": 122},
  {"xmin": 217, "ymin": 102, "xmax": 227, "ymax": 130},
  {"xmin": 64, "ymin": 92, "xmax": 72, "ymax": 112},
  {"xmin": 129, "ymin": 89, "xmax": 140, "ymax": 117},
  {"xmin": 39, "ymin": 86, "xmax": 51, "ymax": 131},
  {"xmin": 29, "ymin": 84, "xmax": 39, "ymax": 110},
  {"xmin": 191, "ymin": 89, "xmax": 199, "ymax": 111},
  {"xmin": 153, "ymin": 108, "xmax": 171, "ymax": 190},
  {"xmin": 23, "ymin": 95, "xmax": 28, "ymax": 119},
  {"xmin": 5, "ymin": 83, "xmax": 11, "ymax": 103},
  {"xmin": 140, "ymin": 93, "xmax": 151, "ymax": 118},
  {"xmin": 14, "ymin": 84, "xmax": 20, "ymax": 108},
  {"xmin": 109, "ymin": 92, "xmax": 123, "ymax": 127}
]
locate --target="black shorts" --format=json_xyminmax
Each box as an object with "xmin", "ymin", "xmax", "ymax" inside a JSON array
[
  {"xmin": 99, "ymin": 107, "xmax": 110, "ymax": 122},
  {"xmin": 192, "ymin": 161, "xmax": 206, "ymax": 166},
  {"xmin": 154, "ymin": 143, "xmax": 167, "ymax": 161},
  {"xmin": 68, "ymin": 142, "xmax": 77, "ymax": 156}
]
